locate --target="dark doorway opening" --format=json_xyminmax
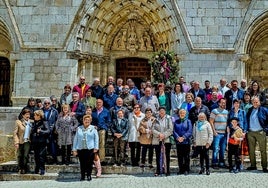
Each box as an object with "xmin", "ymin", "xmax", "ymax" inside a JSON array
[{"xmin": 0, "ymin": 57, "xmax": 10, "ymax": 106}]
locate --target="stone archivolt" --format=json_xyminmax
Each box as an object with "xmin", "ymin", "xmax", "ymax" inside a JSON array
[{"xmin": 75, "ymin": 0, "xmax": 179, "ymax": 56}]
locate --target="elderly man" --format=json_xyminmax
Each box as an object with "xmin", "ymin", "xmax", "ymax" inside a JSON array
[
  {"xmin": 73, "ymin": 76, "xmax": 90, "ymax": 100},
  {"xmin": 91, "ymin": 77, "xmax": 104, "ymax": 99},
  {"xmin": 246, "ymin": 97, "xmax": 268, "ymax": 173},
  {"xmin": 69, "ymin": 92, "xmax": 86, "ymax": 124},
  {"xmin": 91, "ymin": 99, "xmax": 111, "ymax": 165},
  {"xmin": 218, "ymin": 78, "xmax": 229, "ymax": 96},
  {"xmin": 42, "ymin": 98, "xmax": 58, "ymax": 164},
  {"xmin": 189, "ymin": 97, "xmax": 210, "ymax": 126},
  {"xmin": 190, "ymin": 81, "xmax": 207, "ymax": 104},
  {"xmin": 139, "ymin": 87, "xmax": 159, "ymax": 115},
  {"xmin": 240, "ymin": 79, "xmax": 248, "ymax": 92},
  {"xmin": 103, "ymin": 84, "xmax": 118, "ymax": 110},
  {"xmin": 120, "ymin": 85, "xmax": 137, "ymax": 112}
]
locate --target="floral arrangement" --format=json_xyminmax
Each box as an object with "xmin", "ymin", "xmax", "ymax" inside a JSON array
[{"xmin": 149, "ymin": 50, "xmax": 180, "ymax": 85}]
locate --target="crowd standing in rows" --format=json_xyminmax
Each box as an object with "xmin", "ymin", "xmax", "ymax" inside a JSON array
[{"xmin": 13, "ymin": 75, "xmax": 268, "ymax": 181}]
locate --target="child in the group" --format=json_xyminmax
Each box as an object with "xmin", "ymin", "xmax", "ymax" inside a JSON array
[{"xmin": 227, "ymin": 117, "xmax": 244, "ymax": 173}]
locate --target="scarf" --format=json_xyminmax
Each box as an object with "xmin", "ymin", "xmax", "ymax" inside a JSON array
[{"xmin": 197, "ymin": 120, "xmax": 205, "ymax": 131}]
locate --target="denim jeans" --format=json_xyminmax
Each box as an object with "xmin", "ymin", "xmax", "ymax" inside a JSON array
[{"xmin": 212, "ymin": 133, "xmax": 227, "ymax": 165}]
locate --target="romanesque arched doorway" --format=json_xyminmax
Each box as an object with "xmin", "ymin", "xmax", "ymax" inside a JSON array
[
  {"xmin": 116, "ymin": 57, "xmax": 151, "ymax": 88},
  {"xmin": 245, "ymin": 13, "xmax": 268, "ymax": 89},
  {"xmin": 0, "ymin": 57, "xmax": 10, "ymax": 106}
]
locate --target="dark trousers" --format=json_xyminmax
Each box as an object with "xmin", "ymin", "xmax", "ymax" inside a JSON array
[
  {"xmin": 33, "ymin": 143, "xmax": 47, "ymax": 171},
  {"xmin": 77, "ymin": 149, "xmax": 94, "ymax": 179},
  {"xmin": 129, "ymin": 142, "xmax": 141, "ymax": 166},
  {"xmin": 17, "ymin": 142, "xmax": 30, "ymax": 171},
  {"xmin": 196, "ymin": 146, "xmax": 210, "ymax": 170},
  {"xmin": 47, "ymin": 135, "xmax": 57, "ymax": 161},
  {"xmin": 114, "ymin": 137, "xmax": 126, "ymax": 165},
  {"xmin": 141, "ymin": 144, "xmax": 153, "ymax": 164},
  {"xmin": 176, "ymin": 144, "xmax": 191, "ymax": 173},
  {"xmin": 154, "ymin": 142, "xmax": 171, "ymax": 174},
  {"xmin": 228, "ymin": 143, "xmax": 241, "ymax": 170},
  {"xmin": 60, "ymin": 145, "xmax": 71, "ymax": 164}
]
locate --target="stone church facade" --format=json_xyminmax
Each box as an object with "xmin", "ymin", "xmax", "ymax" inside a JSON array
[{"xmin": 0, "ymin": 0, "xmax": 268, "ymax": 106}]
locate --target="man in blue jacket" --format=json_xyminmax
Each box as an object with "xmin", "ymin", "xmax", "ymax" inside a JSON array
[
  {"xmin": 246, "ymin": 97, "xmax": 268, "ymax": 173},
  {"xmin": 91, "ymin": 99, "xmax": 111, "ymax": 165}
]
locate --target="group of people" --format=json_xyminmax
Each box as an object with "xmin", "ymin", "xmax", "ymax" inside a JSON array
[{"xmin": 13, "ymin": 75, "xmax": 268, "ymax": 181}]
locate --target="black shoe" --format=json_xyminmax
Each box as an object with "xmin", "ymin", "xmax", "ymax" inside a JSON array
[
  {"xmin": 247, "ymin": 166, "xmax": 257, "ymax": 170},
  {"xmin": 184, "ymin": 171, "xmax": 189, "ymax": 175},
  {"xmin": 87, "ymin": 176, "xmax": 92, "ymax": 181},
  {"xmin": 20, "ymin": 169, "xmax": 25, "ymax": 174},
  {"xmin": 166, "ymin": 172, "xmax": 170, "ymax": 176},
  {"xmin": 40, "ymin": 170, "xmax": 45, "ymax": 175},
  {"xmin": 263, "ymin": 168, "xmax": 268, "ymax": 173},
  {"xmin": 149, "ymin": 164, "xmax": 154, "ymax": 168},
  {"xmin": 206, "ymin": 170, "xmax": 210, "ymax": 175},
  {"xmin": 199, "ymin": 169, "xmax": 204, "ymax": 174},
  {"xmin": 80, "ymin": 177, "xmax": 85, "ymax": 181},
  {"xmin": 177, "ymin": 171, "xmax": 184, "ymax": 175},
  {"xmin": 233, "ymin": 169, "xmax": 240, "ymax": 173}
]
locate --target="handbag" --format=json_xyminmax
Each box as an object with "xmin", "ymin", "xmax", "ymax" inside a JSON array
[{"xmin": 169, "ymin": 135, "xmax": 176, "ymax": 145}]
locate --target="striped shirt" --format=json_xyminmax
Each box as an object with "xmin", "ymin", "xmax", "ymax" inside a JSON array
[{"xmin": 210, "ymin": 108, "xmax": 228, "ymax": 133}]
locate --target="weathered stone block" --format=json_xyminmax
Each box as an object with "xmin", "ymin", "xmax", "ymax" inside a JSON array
[{"xmin": 0, "ymin": 135, "xmax": 16, "ymax": 163}]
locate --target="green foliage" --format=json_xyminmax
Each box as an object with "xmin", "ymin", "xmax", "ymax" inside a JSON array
[{"xmin": 149, "ymin": 50, "xmax": 180, "ymax": 85}]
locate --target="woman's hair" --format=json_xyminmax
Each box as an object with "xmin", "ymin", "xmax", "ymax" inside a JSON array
[
  {"xmin": 34, "ymin": 110, "xmax": 44, "ymax": 119},
  {"xmin": 173, "ymin": 82, "xmax": 184, "ymax": 93},
  {"xmin": 198, "ymin": 112, "xmax": 207, "ymax": 120},
  {"xmin": 64, "ymin": 84, "xmax": 72, "ymax": 90},
  {"xmin": 83, "ymin": 114, "xmax": 92, "ymax": 122},
  {"xmin": 185, "ymin": 92, "xmax": 194, "ymax": 100},
  {"xmin": 145, "ymin": 107, "xmax": 152, "ymax": 113},
  {"xmin": 61, "ymin": 104, "xmax": 70, "ymax": 110},
  {"xmin": 21, "ymin": 108, "xmax": 31, "ymax": 116}
]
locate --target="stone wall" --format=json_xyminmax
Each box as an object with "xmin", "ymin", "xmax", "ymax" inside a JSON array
[{"xmin": 0, "ymin": 107, "xmax": 21, "ymax": 163}]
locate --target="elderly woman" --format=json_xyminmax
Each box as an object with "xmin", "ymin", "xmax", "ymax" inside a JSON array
[
  {"xmin": 55, "ymin": 104, "xmax": 79, "ymax": 165},
  {"xmin": 193, "ymin": 112, "xmax": 213, "ymax": 175},
  {"xmin": 128, "ymin": 104, "xmax": 145, "ymax": 166},
  {"xmin": 72, "ymin": 115, "xmax": 99, "ymax": 181},
  {"xmin": 138, "ymin": 108, "xmax": 156, "ymax": 168},
  {"xmin": 152, "ymin": 106, "xmax": 173, "ymax": 176},
  {"xmin": 14, "ymin": 109, "xmax": 32, "ymax": 174},
  {"xmin": 31, "ymin": 110, "xmax": 50, "ymax": 175},
  {"xmin": 173, "ymin": 109, "xmax": 193, "ymax": 175},
  {"xmin": 180, "ymin": 92, "xmax": 195, "ymax": 117}
]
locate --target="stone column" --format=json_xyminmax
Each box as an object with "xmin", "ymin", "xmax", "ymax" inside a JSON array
[
  {"xmin": 100, "ymin": 57, "xmax": 108, "ymax": 86},
  {"xmin": 92, "ymin": 56, "xmax": 101, "ymax": 81},
  {"xmin": 107, "ymin": 57, "xmax": 115, "ymax": 79},
  {"xmin": 78, "ymin": 59, "xmax": 86, "ymax": 77},
  {"xmin": 86, "ymin": 55, "xmax": 93, "ymax": 84}
]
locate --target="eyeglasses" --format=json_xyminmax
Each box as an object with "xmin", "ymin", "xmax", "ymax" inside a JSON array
[
  {"xmin": 134, "ymin": 107, "xmax": 140, "ymax": 109},
  {"xmin": 80, "ymin": 79, "xmax": 85, "ymax": 81},
  {"xmin": 44, "ymin": 103, "xmax": 50, "ymax": 105}
]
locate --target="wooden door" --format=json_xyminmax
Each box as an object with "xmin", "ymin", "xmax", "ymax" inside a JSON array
[
  {"xmin": 116, "ymin": 58, "xmax": 151, "ymax": 88},
  {"xmin": 0, "ymin": 57, "xmax": 10, "ymax": 106}
]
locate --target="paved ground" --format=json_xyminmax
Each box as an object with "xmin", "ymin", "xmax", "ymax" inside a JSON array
[{"xmin": 0, "ymin": 171, "xmax": 267, "ymax": 188}]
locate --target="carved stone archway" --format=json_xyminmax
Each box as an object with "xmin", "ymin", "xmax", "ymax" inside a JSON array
[
  {"xmin": 70, "ymin": 0, "xmax": 179, "ymax": 84},
  {"xmin": 244, "ymin": 12, "xmax": 268, "ymax": 88}
]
